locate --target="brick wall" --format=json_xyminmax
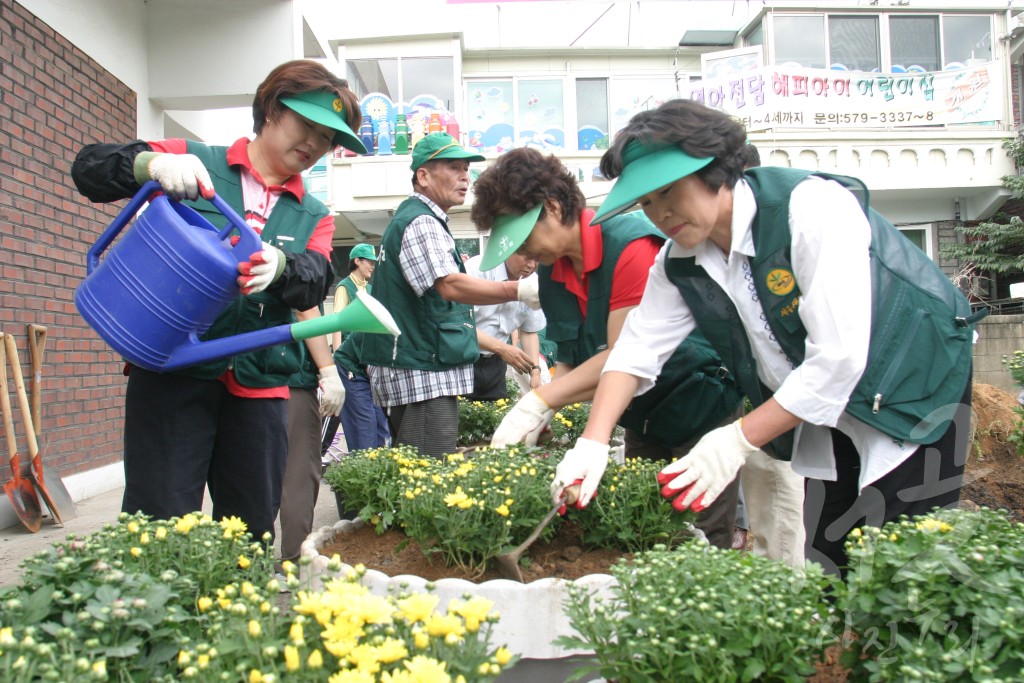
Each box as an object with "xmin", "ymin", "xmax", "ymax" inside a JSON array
[{"xmin": 0, "ymin": 0, "xmax": 135, "ymax": 476}]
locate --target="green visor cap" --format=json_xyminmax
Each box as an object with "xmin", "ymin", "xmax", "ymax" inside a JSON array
[
  {"xmin": 350, "ymin": 243, "xmax": 377, "ymax": 261},
  {"xmin": 280, "ymin": 91, "xmax": 367, "ymax": 154},
  {"xmin": 479, "ymin": 203, "xmax": 544, "ymax": 271},
  {"xmin": 592, "ymin": 142, "xmax": 715, "ymax": 224},
  {"xmin": 410, "ymin": 132, "xmax": 486, "ymax": 171}
]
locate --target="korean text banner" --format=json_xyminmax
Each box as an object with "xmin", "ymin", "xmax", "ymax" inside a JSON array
[{"xmin": 688, "ymin": 61, "xmax": 1002, "ymax": 130}]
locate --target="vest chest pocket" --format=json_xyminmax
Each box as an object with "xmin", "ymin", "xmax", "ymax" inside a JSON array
[{"xmin": 436, "ymin": 320, "xmax": 479, "ymax": 366}]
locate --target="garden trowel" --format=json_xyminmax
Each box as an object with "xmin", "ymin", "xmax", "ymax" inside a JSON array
[{"xmin": 495, "ymin": 481, "xmax": 581, "ymax": 583}]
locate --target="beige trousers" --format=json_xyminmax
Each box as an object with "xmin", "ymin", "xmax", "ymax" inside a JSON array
[{"xmin": 740, "ymin": 448, "xmax": 806, "ymax": 569}]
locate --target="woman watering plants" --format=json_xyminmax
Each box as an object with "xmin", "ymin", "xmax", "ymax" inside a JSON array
[
  {"xmin": 71, "ymin": 60, "xmax": 365, "ymax": 544},
  {"xmin": 473, "ymin": 147, "xmax": 744, "ymax": 549},
  {"xmin": 551, "ymin": 99, "xmax": 980, "ymax": 576}
]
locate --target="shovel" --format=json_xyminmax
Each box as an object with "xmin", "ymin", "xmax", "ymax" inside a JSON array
[
  {"xmin": 25, "ymin": 325, "xmax": 77, "ymax": 521},
  {"xmin": 495, "ymin": 482, "xmax": 581, "ymax": 583},
  {"xmin": 0, "ymin": 333, "xmax": 42, "ymax": 532},
  {"xmin": 5, "ymin": 333, "xmax": 74, "ymax": 525}
]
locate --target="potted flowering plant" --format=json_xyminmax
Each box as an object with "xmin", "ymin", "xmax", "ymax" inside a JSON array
[
  {"xmin": 835, "ymin": 507, "xmax": 1024, "ymax": 681},
  {"xmin": 0, "ymin": 512, "xmax": 516, "ymax": 683},
  {"xmin": 558, "ymin": 543, "xmax": 835, "ymax": 682}
]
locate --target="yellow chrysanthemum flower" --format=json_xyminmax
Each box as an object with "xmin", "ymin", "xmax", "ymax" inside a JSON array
[
  {"xmin": 403, "ymin": 654, "xmax": 450, "ymax": 683},
  {"xmin": 221, "ymin": 516, "xmax": 248, "ymax": 539},
  {"xmin": 289, "ymin": 621, "xmax": 304, "ymax": 645},
  {"xmin": 238, "ymin": 555, "xmax": 251, "ymax": 569},
  {"xmin": 425, "ymin": 613, "xmax": 466, "ymax": 639},
  {"xmin": 494, "ymin": 504, "xmax": 509, "ymax": 517},
  {"xmin": 307, "ymin": 649, "xmax": 323, "ymax": 669},
  {"xmin": 248, "ymin": 620, "xmax": 261, "ymax": 637},
  {"xmin": 916, "ymin": 518, "xmax": 953, "ymax": 533},
  {"xmin": 329, "ymin": 670, "xmax": 375, "ymax": 683},
  {"xmin": 374, "ymin": 637, "xmax": 410, "ymax": 664},
  {"xmin": 449, "ymin": 596, "xmax": 493, "ymax": 632},
  {"xmin": 130, "ymin": 547, "xmax": 142, "ymax": 557},
  {"xmin": 495, "ymin": 646, "xmax": 512, "ymax": 665},
  {"xmin": 396, "ymin": 593, "xmax": 440, "ymax": 624}
]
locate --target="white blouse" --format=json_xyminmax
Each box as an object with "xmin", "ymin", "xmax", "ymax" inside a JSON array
[{"xmin": 604, "ymin": 177, "xmax": 917, "ymax": 489}]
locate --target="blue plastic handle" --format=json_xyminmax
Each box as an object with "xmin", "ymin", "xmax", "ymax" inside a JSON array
[{"xmin": 85, "ymin": 181, "xmax": 264, "ymax": 274}]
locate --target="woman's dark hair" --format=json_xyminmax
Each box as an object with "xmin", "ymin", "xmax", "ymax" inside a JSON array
[
  {"xmin": 470, "ymin": 147, "xmax": 585, "ymax": 232},
  {"xmin": 252, "ymin": 60, "xmax": 361, "ymax": 146},
  {"xmin": 600, "ymin": 99, "xmax": 749, "ymax": 191}
]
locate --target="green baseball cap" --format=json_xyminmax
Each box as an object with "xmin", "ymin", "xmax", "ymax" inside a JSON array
[
  {"xmin": 280, "ymin": 90, "xmax": 367, "ymax": 154},
  {"xmin": 479, "ymin": 203, "xmax": 544, "ymax": 271},
  {"xmin": 410, "ymin": 132, "xmax": 485, "ymax": 171},
  {"xmin": 350, "ymin": 243, "xmax": 377, "ymax": 261},
  {"xmin": 592, "ymin": 142, "xmax": 715, "ymax": 224}
]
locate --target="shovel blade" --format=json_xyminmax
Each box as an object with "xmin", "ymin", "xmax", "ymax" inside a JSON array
[
  {"xmin": 4, "ymin": 476, "xmax": 42, "ymax": 533},
  {"xmin": 30, "ymin": 456, "xmax": 77, "ymax": 524}
]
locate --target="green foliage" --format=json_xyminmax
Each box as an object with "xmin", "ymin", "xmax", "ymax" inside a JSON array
[
  {"xmin": 0, "ymin": 513, "xmax": 515, "ymax": 682},
  {"xmin": 567, "ymin": 457, "xmax": 698, "ymax": 553},
  {"xmin": 1002, "ymin": 350, "xmax": 1024, "ymax": 386},
  {"xmin": 940, "ymin": 134, "xmax": 1024, "ymax": 274},
  {"xmin": 0, "ymin": 512, "xmax": 274, "ymax": 682},
  {"xmin": 321, "ymin": 445, "xmax": 425, "ymax": 532},
  {"xmin": 457, "ymin": 396, "xmax": 513, "ymax": 445},
  {"xmin": 835, "ymin": 507, "xmax": 1024, "ymax": 682},
  {"xmin": 558, "ymin": 543, "xmax": 834, "ymax": 682},
  {"xmin": 548, "ymin": 401, "xmax": 592, "ymax": 444},
  {"xmin": 397, "ymin": 446, "xmax": 560, "ymax": 578}
]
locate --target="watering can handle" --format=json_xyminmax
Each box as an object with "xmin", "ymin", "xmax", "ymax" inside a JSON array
[{"xmin": 86, "ymin": 181, "xmax": 264, "ymax": 274}]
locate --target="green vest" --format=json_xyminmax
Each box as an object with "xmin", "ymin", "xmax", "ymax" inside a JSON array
[
  {"xmin": 335, "ymin": 333, "xmax": 367, "ymax": 379},
  {"xmin": 172, "ymin": 142, "xmax": 329, "ymax": 387},
  {"xmin": 339, "ymin": 275, "xmax": 369, "ymax": 303},
  {"xmin": 539, "ymin": 213, "xmax": 742, "ymax": 449},
  {"xmin": 667, "ymin": 167, "xmax": 985, "ymax": 454},
  {"xmin": 360, "ymin": 197, "xmax": 478, "ymax": 371}
]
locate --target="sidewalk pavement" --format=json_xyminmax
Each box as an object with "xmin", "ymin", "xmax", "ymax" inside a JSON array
[{"xmin": 0, "ymin": 480, "xmax": 342, "ymax": 588}]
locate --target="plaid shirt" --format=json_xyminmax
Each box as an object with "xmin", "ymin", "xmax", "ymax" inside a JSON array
[{"xmin": 368, "ymin": 193, "xmax": 474, "ymax": 407}]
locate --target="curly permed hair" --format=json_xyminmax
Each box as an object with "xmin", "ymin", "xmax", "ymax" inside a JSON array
[
  {"xmin": 470, "ymin": 148, "xmax": 585, "ymax": 233},
  {"xmin": 600, "ymin": 100, "xmax": 749, "ymax": 192}
]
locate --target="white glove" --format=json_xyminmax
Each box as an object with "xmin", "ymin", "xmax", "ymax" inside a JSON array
[
  {"xmin": 318, "ymin": 365, "xmax": 345, "ymax": 417},
  {"xmin": 551, "ymin": 437, "xmax": 610, "ymax": 508},
  {"xmin": 657, "ymin": 419, "xmax": 758, "ymax": 513},
  {"xmin": 237, "ymin": 246, "xmax": 286, "ymax": 295},
  {"xmin": 139, "ymin": 153, "xmax": 215, "ymax": 201},
  {"xmin": 516, "ymin": 273, "xmax": 541, "ymax": 310},
  {"xmin": 490, "ymin": 391, "xmax": 553, "ymax": 448}
]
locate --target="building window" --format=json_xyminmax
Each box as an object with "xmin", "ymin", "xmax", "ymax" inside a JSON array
[
  {"xmin": 517, "ymin": 79, "xmax": 565, "ymax": 149},
  {"xmin": 942, "ymin": 15, "xmax": 993, "ymax": 67},
  {"xmin": 346, "ymin": 57, "xmax": 455, "ymax": 109},
  {"xmin": 774, "ymin": 15, "xmax": 827, "ymax": 68},
  {"xmin": 609, "ymin": 76, "xmax": 677, "ymax": 138},
  {"xmin": 576, "ymin": 78, "xmax": 609, "ymax": 150},
  {"xmin": 898, "ymin": 224, "xmax": 933, "ymax": 258},
  {"xmin": 829, "ymin": 15, "xmax": 880, "ymax": 72},
  {"xmin": 889, "ymin": 16, "xmax": 940, "ymax": 72}
]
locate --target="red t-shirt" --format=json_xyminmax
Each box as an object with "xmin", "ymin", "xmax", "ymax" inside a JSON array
[{"xmin": 550, "ymin": 209, "xmax": 662, "ymax": 319}]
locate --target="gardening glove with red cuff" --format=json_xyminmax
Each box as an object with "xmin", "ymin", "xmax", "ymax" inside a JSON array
[
  {"xmin": 318, "ymin": 365, "xmax": 345, "ymax": 418},
  {"xmin": 238, "ymin": 246, "xmax": 286, "ymax": 295},
  {"xmin": 551, "ymin": 438, "xmax": 609, "ymax": 509},
  {"xmin": 490, "ymin": 391, "xmax": 553, "ymax": 448},
  {"xmin": 516, "ymin": 273, "xmax": 541, "ymax": 310},
  {"xmin": 657, "ymin": 419, "xmax": 758, "ymax": 513},
  {"xmin": 133, "ymin": 151, "xmax": 215, "ymax": 201}
]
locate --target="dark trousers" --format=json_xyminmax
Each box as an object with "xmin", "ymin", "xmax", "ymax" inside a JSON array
[
  {"xmin": 338, "ymin": 370, "xmax": 390, "ymax": 451},
  {"xmin": 804, "ymin": 379, "xmax": 972, "ymax": 578},
  {"xmin": 624, "ymin": 427, "xmax": 741, "ymax": 550},
  {"xmin": 388, "ymin": 396, "xmax": 459, "ymax": 459},
  {"xmin": 465, "ymin": 354, "xmax": 508, "ymax": 401},
  {"xmin": 279, "ymin": 387, "xmax": 322, "ymax": 563},
  {"xmin": 122, "ymin": 367, "xmax": 288, "ymax": 544}
]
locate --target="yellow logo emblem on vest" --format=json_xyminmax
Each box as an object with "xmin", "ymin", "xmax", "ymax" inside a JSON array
[{"xmin": 766, "ymin": 268, "xmax": 795, "ymax": 296}]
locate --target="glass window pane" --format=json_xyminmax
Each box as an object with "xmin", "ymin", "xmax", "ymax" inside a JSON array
[
  {"xmin": 576, "ymin": 78, "xmax": 608, "ymax": 151},
  {"xmin": 774, "ymin": 16, "xmax": 826, "ymax": 68},
  {"xmin": 401, "ymin": 57, "xmax": 455, "ymax": 111},
  {"xmin": 829, "ymin": 16, "xmax": 880, "ymax": 72},
  {"xmin": 899, "ymin": 228, "xmax": 925, "ymax": 252},
  {"xmin": 517, "ymin": 80, "xmax": 564, "ymax": 151},
  {"xmin": 346, "ymin": 59, "xmax": 398, "ymax": 99},
  {"xmin": 746, "ymin": 22, "xmax": 763, "ymax": 47},
  {"xmin": 890, "ymin": 16, "xmax": 940, "ymax": 72},
  {"xmin": 942, "ymin": 15, "xmax": 993, "ymax": 68},
  {"xmin": 609, "ymin": 76, "xmax": 677, "ymax": 137},
  {"xmin": 465, "ymin": 80, "xmax": 514, "ymax": 155}
]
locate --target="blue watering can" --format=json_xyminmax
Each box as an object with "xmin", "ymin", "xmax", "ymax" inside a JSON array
[{"xmin": 75, "ymin": 181, "xmax": 399, "ymax": 373}]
